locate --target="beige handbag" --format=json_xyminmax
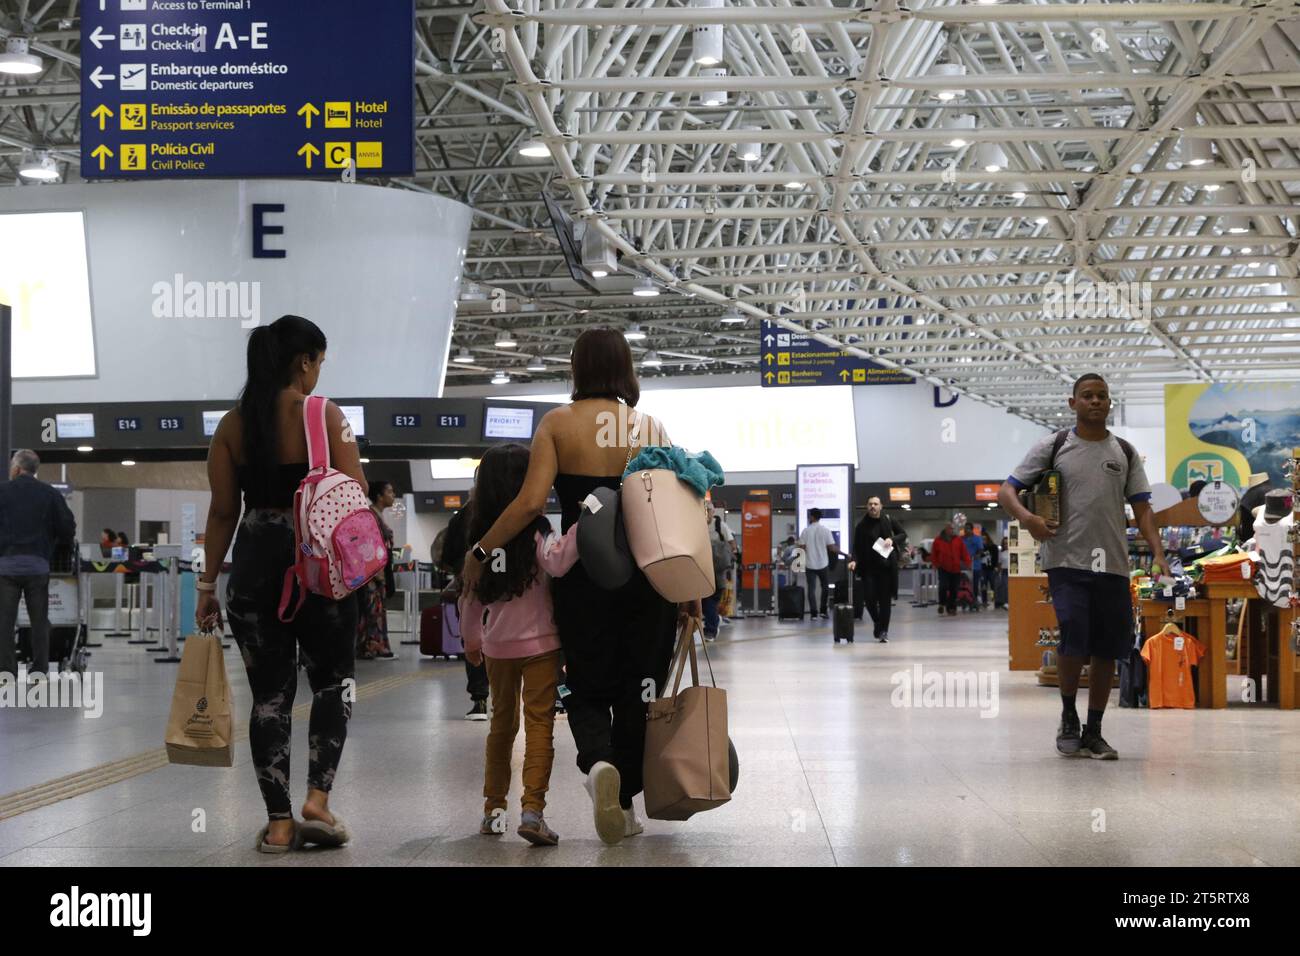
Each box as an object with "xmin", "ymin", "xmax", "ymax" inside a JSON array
[
  {"xmin": 622, "ymin": 468, "xmax": 716, "ymax": 602},
  {"xmin": 165, "ymin": 630, "xmax": 235, "ymax": 767},
  {"xmin": 643, "ymin": 616, "xmax": 731, "ymax": 820}
]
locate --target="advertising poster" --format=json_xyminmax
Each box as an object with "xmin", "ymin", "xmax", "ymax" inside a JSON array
[
  {"xmin": 742, "ymin": 498, "xmax": 772, "ymax": 594},
  {"xmin": 796, "ymin": 464, "xmax": 854, "ymax": 550},
  {"xmin": 1165, "ymin": 383, "xmax": 1300, "ymax": 489}
]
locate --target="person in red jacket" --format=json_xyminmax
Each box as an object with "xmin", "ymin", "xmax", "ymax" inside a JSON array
[{"xmin": 929, "ymin": 524, "xmax": 970, "ymax": 615}]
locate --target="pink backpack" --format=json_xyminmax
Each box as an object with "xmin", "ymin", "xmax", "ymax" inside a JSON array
[{"xmin": 278, "ymin": 395, "xmax": 388, "ymax": 621}]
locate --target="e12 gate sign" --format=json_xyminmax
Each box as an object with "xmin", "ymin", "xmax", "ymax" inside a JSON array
[{"xmin": 81, "ymin": 0, "xmax": 414, "ymax": 180}]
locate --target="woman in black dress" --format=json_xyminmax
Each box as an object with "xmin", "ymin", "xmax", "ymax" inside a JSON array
[{"xmin": 462, "ymin": 329, "xmax": 692, "ymax": 845}]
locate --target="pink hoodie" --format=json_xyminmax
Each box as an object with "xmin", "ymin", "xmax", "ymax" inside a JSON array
[{"xmin": 458, "ymin": 525, "xmax": 579, "ymax": 661}]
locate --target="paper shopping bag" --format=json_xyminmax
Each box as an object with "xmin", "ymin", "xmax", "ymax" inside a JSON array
[
  {"xmin": 643, "ymin": 617, "xmax": 730, "ymax": 820},
  {"xmin": 165, "ymin": 631, "xmax": 234, "ymax": 767}
]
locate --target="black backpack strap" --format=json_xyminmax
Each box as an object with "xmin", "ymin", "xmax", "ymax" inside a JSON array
[
  {"xmin": 1047, "ymin": 428, "xmax": 1071, "ymax": 470},
  {"xmin": 1115, "ymin": 437, "xmax": 1136, "ymax": 470}
]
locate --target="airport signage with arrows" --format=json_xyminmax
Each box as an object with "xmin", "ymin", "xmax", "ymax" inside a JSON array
[
  {"xmin": 758, "ymin": 321, "xmax": 914, "ymax": 388},
  {"xmin": 80, "ymin": 0, "xmax": 414, "ymax": 179}
]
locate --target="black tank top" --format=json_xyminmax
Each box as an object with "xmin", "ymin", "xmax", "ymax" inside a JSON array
[
  {"xmin": 553, "ymin": 473, "xmax": 622, "ymax": 533},
  {"xmin": 237, "ymin": 463, "xmax": 308, "ymax": 509}
]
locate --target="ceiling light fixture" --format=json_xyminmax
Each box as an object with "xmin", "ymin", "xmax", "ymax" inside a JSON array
[
  {"xmin": 121, "ymin": 460, "xmax": 137, "ymax": 467},
  {"xmin": 975, "ymin": 142, "xmax": 1007, "ymax": 173},
  {"xmin": 632, "ymin": 277, "xmax": 660, "ymax": 297},
  {"xmin": 1034, "ymin": 215, "xmax": 1050, "ymax": 225},
  {"xmin": 494, "ymin": 332, "xmax": 518, "ymax": 348},
  {"xmin": 77, "ymin": 446, "xmax": 93, "ymax": 453},
  {"xmin": 452, "ymin": 348, "xmax": 474, "ymax": 363},
  {"xmin": 624, "ymin": 323, "xmax": 647, "ymax": 341},
  {"xmin": 580, "ymin": 226, "xmax": 618, "ymax": 278},
  {"xmin": 642, "ymin": 350, "xmax": 663, "ymax": 368},
  {"xmin": 720, "ymin": 306, "xmax": 746, "ymax": 324},
  {"xmin": 491, "ymin": 372, "xmax": 511, "ymax": 386},
  {"xmin": 526, "ymin": 356, "xmax": 547, "ymax": 372},
  {"xmin": 691, "ymin": 0, "xmax": 725, "ymax": 66},
  {"xmin": 738, "ymin": 127, "xmax": 762, "ymax": 163},
  {"xmin": 1182, "ymin": 137, "xmax": 1214, "ymax": 167},
  {"xmin": 932, "ymin": 63, "xmax": 966, "ymax": 100},
  {"xmin": 944, "ymin": 113, "xmax": 975, "ymax": 148},
  {"xmin": 699, "ymin": 67, "xmax": 728, "ymax": 107},
  {"xmin": 0, "ymin": 37, "xmax": 43, "ymax": 75},
  {"xmin": 18, "ymin": 150, "xmax": 60, "ymax": 182},
  {"xmin": 518, "ymin": 138, "xmax": 549, "ymax": 159}
]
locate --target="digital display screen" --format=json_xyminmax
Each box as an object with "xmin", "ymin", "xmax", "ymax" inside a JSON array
[
  {"xmin": 483, "ymin": 406, "xmax": 534, "ymax": 440},
  {"xmin": 202, "ymin": 410, "xmax": 228, "ymax": 437},
  {"xmin": 55, "ymin": 413, "xmax": 96, "ymax": 439},
  {"xmin": 797, "ymin": 464, "xmax": 854, "ymax": 550},
  {"xmin": 339, "ymin": 405, "xmax": 366, "ymax": 438}
]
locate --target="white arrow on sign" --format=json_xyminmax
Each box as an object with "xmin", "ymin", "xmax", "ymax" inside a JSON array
[
  {"xmin": 763, "ymin": 334, "xmax": 774, "ymax": 346},
  {"xmin": 89, "ymin": 26, "xmax": 117, "ymax": 50},
  {"xmin": 89, "ymin": 65, "xmax": 116, "ymax": 89}
]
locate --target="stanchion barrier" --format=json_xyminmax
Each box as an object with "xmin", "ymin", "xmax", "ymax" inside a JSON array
[
  {"xmin": 742, "ymin": 563, "xmax": 778, "ymax": 617},
  {"xmin": 152, "ymin": 546, "xmax": 183, "ymax": 664},
  {"xmin": 103, "ymin": 573, "xmax": 131, "ymax": 638},
  {"xmin": 394, "ymin": 559, "xmax": 420, "ymax": 645},
  {"xmin": 911, "ymin": 565, "xmax": 938, "ymax": 607}
]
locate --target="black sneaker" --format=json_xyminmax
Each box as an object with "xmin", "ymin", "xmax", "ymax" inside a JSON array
[
  {"xmin": 1056, "ymin": 712, "xmax": 1084, "ymax": 757},
  {"xmin": 1080, "ymin": 727, "xmax": 1119, "ymax": 760},
  {"xmin": 465, "ymin": 699, "xmax": 488, "ymax": 722},
  {"xmin": 877, "ymin": 632, "xmax": 888, "ymax": 643}
]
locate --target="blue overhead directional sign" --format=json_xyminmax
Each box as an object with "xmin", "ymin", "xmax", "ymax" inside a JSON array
[
  {"xmin": 759, "ymin": 321, "xmax": 914, "ymax": 387},
  {"xmin": 81, "ymin": 0, "xmax": 414, "ymax": 180}
]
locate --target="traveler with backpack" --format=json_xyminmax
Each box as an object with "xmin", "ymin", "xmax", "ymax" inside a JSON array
[
  {"xmin": 703, "ymin": 501, "xmax": 733, "ymax": 641},
  {"xmin": 998, "ymin": 372, "xmax": 1168, "ymax": 760},
  {"xmin": 196, "ymin": 315, "xmax": 373, "ymax": 853},
  {"xmin": 460, "ymin": 328, "xmax": 685, "ymax": 846}
]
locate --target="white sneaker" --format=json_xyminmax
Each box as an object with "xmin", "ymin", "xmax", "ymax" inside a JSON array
[
  {"xmin": 584, "ymin": 761, "xmax": 625, "ymax": 846},
  {"xmin": 623, "ymin": 805, "xmax": 644, "ymax": 838}
]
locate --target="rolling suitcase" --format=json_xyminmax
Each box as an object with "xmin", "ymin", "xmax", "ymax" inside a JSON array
[
  {"xmin": 777, "ymin": 585, "xmax": 805, "ymax": 621},
  {"xmin": 419, "ymin": 605, "xmax": 442, "ymax": 657},
  {"xmin": 832, "ymin": 573, "xmax": 854, "ymax": 644}
]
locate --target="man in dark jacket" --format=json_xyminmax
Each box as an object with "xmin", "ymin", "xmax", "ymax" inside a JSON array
[
  {"xmin": 849, "ymin": 496, "xmax": 907, "ymax": 642},
  {"xmin": 0, "ymin": 450, "xmax": 77, "ymax": 678}
]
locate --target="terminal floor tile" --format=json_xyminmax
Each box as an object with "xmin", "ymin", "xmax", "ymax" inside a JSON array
[{"xmin": 1, "ymin": 604, "xmax": 1296, "ymax": 867}]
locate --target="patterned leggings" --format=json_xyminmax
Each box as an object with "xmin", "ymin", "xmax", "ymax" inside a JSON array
[{"xmin": 226, "ymin": 510, "xmax": 357, "ymax": 820}]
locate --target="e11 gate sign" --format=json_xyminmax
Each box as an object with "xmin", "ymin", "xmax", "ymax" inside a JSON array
[
  {"xmin": 81, "ymin": 0, "xmax": 414, "ymax": 180},
  {"xmin": 758, "ymin": 321, "xmax": 914, "ymax": 387}
]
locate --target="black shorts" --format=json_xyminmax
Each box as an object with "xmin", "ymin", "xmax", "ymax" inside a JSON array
[{"xmin": 1046, "ymin": 568, "xmax": 1133, "ymax": 661}]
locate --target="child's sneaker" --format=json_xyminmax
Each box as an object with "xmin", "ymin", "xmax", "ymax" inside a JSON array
[
  {"xmin": 517, "ymin": 810, "xmax": 559, "ymax": 846},
  {"xmin": 480, "ymin": 811, "xmax": 506, "ymax": 835}
]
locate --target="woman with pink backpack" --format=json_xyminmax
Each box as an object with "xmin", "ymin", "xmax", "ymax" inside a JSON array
[{"xmin": 196, "ymin": 315, "xmax": 375, "ymax": 854}]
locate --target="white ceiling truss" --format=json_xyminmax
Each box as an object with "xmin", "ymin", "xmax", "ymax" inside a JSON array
[{"xmin": 2, "ymin": 1, "xmax": 1298, "ymax": 423}]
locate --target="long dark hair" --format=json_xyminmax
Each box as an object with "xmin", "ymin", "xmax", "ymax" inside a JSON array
[
  {"xmin": 466, "ymin": 443, "xmax": 549, "ymax": 605},
  {"xmin": 570, "ymin": 327, "xmax": 639, "ymax": 406},
  {"xmin": 238, "ymin": 315, "xmax": 327, "ymax": 482}
]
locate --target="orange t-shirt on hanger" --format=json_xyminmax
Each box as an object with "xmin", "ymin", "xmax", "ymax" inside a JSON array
[{"xmin": 1139, "ymin": 629, "xmax": 1205, "ymax": 709}]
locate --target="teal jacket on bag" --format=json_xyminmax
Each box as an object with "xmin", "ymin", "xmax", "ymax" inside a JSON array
[{"xmin": 624, "ymin": 447, "xmax": 725, "ymax": 497}]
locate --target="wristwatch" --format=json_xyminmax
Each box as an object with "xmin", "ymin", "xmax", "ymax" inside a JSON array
[{"xmin": 471, "ymin": 542, "xmax": 490, "ymax": 564}]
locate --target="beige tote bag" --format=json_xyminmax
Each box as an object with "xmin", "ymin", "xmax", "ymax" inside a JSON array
[
  {"xmin": 165, "ymin": 630, "xmax": 235, "ymax": 767},
  {"xmin": 622, "ymin": 468, "xmax": 715, "ymax": 602},
  {"xmin": 643, "ymin": 616, "xmax": 731, "ymax": 820}
]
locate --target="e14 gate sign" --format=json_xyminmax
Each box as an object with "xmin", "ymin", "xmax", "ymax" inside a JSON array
[{"xmin": 81, "ymin": 0, "xmax": 414, "ymax": 180}]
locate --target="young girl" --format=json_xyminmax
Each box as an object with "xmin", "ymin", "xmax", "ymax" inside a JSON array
[{"xmin": 459, "ymin": 443, "xmax": 578, "ymax": 846}]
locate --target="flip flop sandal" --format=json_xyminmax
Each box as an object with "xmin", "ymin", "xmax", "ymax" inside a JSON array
[
  {"xmin": 254, "ymin": 822, "xmax": 300, "ymax": 854},
  {"xmin": 298, "ymin": 814, "xmax": 351, "ymax": 847}
]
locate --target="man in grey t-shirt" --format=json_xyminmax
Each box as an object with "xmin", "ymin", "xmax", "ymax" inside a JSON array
[{"xmin": 998, "ymin": 374, "xmax": 1168, "ymax": 761}]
